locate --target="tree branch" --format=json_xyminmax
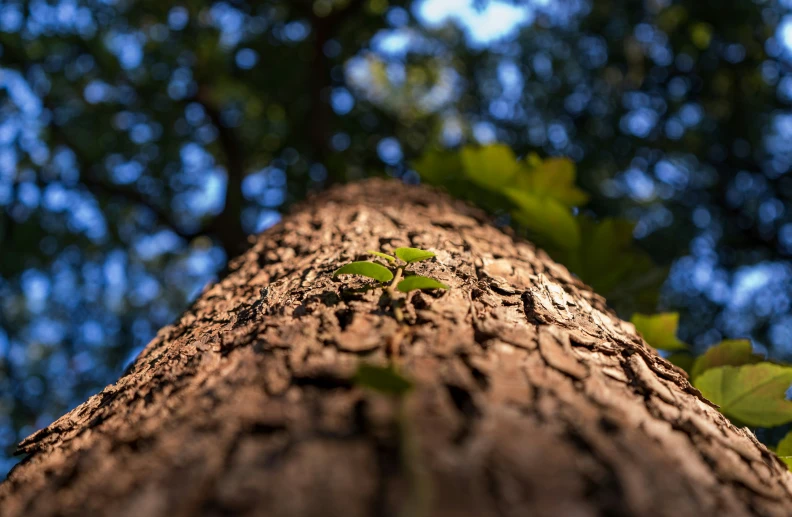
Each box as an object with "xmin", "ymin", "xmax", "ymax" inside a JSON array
[
  {"xmin": 191, "ymin": 87, "xmax": 249, "ymax": 256},
  {"xmin": 308, "ymin": 0, "xmax": 367, "ymax": 184}
]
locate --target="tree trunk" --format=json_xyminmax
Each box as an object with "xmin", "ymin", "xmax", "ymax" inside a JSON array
[{"xmin": 2, "ymin": 179, "xmax": 792, "ymax": 517}]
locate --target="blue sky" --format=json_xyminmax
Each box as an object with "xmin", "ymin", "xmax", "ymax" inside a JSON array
[{"xmin": 414, "ymin": 0, "xmax": 533, "ymax": 46}]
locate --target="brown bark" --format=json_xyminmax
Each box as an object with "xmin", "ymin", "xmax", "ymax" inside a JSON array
[{"xmin": 2, "ymin": 179, "xmax": 792, "ymax": 517}]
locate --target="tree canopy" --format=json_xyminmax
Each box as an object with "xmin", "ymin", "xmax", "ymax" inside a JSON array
[{"xmin": 2, "ymin": 0, "xmax": 792, "ymax": 474}]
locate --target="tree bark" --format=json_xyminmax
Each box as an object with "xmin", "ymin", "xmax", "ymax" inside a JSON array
[{"xmin": 2, "ymin": 179, "xmax": 792, "ymax": 517}]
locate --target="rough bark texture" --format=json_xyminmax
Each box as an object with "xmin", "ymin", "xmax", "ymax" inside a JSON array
[{"xmin": 2, "ymin": 179, "xmax": 792, "ymax": 517}]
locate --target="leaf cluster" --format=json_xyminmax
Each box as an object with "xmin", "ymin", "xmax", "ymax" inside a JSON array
[
  {"xmin": 634, "ymin": 312, "xmax": 792, "ymax": 467},
  {"xmin": 414, "ymin": 144, "xmax": 663, "ymax": 314}
]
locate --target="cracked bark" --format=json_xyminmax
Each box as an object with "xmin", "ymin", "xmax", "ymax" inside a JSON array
[{"xmin": 2, "ymin": 179, "xmax": 792, "ymax": 517}]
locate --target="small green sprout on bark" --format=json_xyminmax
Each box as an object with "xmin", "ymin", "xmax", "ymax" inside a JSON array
[
  {"xmin": 333, "ymin": 247, "xmax": 448, "ymax": 293},
  {"xmin": 336, "ymin": 252, "xmax": 437, "ymax": 513},
  {"xmin": 333, "ymin": 247, "xmax": 448, "ymax": 322}
]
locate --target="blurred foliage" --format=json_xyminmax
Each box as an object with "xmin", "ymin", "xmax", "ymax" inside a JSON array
[
  {"xmin": 694, "ymin": 363, "xmax": 792, "ymax": 428},
  {"xmin": 634, "ymin": 311, "xmax": 792, "ymax": 457},
  {"xmin": 777, "ymin": 430, "xmax": 792, "ymax": 468},
  {"xmin": 631, "ymin": 312, "xmax": 689, "ymax": 351},
  {"xmin": 690, "ymin": 338, "xmax": 764, "ymax": 379},
  {"xmin": 416, "ymin": 144, "xmax": 664, "ymax": 313},
  {"xmin": 354, "ymin": 363, "xmax": 413, "ymax": 396},
  {"xmin": 2, "ymin": 0, "xmax": 792, "ymax": 476}
]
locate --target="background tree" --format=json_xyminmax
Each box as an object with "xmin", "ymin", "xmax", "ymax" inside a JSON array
[{"xmin": 2, "ymin": 0, "xmax": 792, "ymax": 475}]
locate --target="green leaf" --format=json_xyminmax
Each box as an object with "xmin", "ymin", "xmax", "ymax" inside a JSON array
[
  {"xmin": 512, "ymin": 157, "xmax": 589, "ymax": 207},
  {"xmin": 777, "ymin": 431, "xmax": 792, "ymax": 456},
  {"xmin": 354, "ymin": 364, "xmax": 413, "ymax": 396},
  {"xmin": 394, "ymin": 247, "xmax": 436, "ymax": 263},
  {"xmin": 568, "ymin": 218, "xmax": 638, "ymax": 277},
  {"xmin": 694, "ymin": 363, "xmax": 792, "ymax": 427},
  {"xmin": 368, "ymin": 250, "xmax": 396, "ymax": 263},
  {"xmin": 397, "ymin": 275, "xmax": 449, "ymax": 292},
  {"xmin": 504, "ymin": 189, "xmax": 580, "ymax": 250},
  {"xmin": 630, "ymin": 313, "xmax": 689, "ymax": 352},
  {"xmin": 778, "ymin": 432, "xmax": 792, "ymax": 470},
  {"xmin": 556, "ymin": 217, "xmax": 664, "ymax": 315},
  {"xmin": 460, "ymin": 144, "xmax": 520, "ymax": 190},
  {"xmin": 413, "ymin": 149, "xmax": 462, "ymax": 185},
  {"xmin": 333, "ymin": 261, "xmax": 394, "ymax": 282},
  {"xmin": 691, "ymin": 339, "xmax": 763, "ymax": 380}
]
